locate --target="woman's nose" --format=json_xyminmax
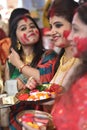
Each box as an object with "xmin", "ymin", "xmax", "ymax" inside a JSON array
[
  {"xmin": 28, "ymin": 27, "xmax": 33, "ymax": 32},
  {"xmin": 50, "ymin": 28, "xmax": 57, "ymax": 35}
]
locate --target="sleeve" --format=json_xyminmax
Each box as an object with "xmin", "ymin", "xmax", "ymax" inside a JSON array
[
  {"xmin": 71, "ymin": 75, "xmax": 87, "ymax": 130},
  {"xmin": 51, "ymin": 75, "xmax": 87, "ymax": 130},
  {"xmin": 37, "ymin": 50, "xmax": 57, "ymax": 84}
]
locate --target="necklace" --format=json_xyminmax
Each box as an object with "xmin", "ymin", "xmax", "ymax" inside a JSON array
[
  {"xmin": 59, "ymin": 54, "xmax": 76, "ymax": 71},
  {"xmin": 51, "ymin": 54, "xmax": 77, "ymax": 86},
  {"xmin": 22, "ymin": 53, "xmax": 34, "ymax": 64}
]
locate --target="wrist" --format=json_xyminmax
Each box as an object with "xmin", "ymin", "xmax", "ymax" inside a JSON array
[{"xmin": 19, "ymin": 63, "xmax": 28, "ymax": 73}]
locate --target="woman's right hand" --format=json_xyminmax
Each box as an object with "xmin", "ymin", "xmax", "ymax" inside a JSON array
[{"xmin": 25, "ymin": 77, "xmax": 38, "ymax": 90}]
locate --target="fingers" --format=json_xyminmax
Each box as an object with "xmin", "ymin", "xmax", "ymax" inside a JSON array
[{"xmin": 26, "ymin": 77, "xmax": 37, "ymax": 90}]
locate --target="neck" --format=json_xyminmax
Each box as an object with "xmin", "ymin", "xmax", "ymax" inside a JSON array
[
  {"xmin": 22, "ymin": 46, "xmax": 34, "ymax": 56},
  {"xmin": 64, "ymin": 46, "xmax": 74, "ymax": 59}
]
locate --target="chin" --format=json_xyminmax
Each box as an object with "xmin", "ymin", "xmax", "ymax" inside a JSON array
[{"xmin": 55, "ymin": 43, "xmax": 65, "ymax": 48}]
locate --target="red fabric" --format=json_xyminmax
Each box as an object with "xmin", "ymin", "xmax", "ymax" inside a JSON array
[
  {"xmin": 51, "ymin": 74, "xmax": 87, "ymax": 130},
  {"xmin": 0, "ymin": 38, "xmax": 11, "ymax": 64}
]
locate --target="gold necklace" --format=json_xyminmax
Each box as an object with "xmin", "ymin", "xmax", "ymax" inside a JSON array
[
  {"xmin": 22, "ymin": 53, "xmax": 34, "ymax": 64},
  {"xmin": 51, "ymin": 54, "xmax": 77, "ymax": 86},
  {"xmin": 59, "ymin": 54, "xmax": 76, "ymax": 71}
]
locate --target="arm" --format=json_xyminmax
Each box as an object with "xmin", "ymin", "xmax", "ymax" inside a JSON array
[
  {"xmin": 9, "ymin": 48, "xmax": 57, "ymax": 84},
  {"xmin": 9, "ymin": 48, "xmax": 40, "ymax": 81}
]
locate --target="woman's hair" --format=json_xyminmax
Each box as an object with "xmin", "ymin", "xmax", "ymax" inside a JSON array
[
  {"xmin": 48, "ymin": 0, "xmax": 79, "ymax": 22},
  {"xmin": 77, "ymin": 2, "xmax": 87, "ymax": 24},
  {"xmin": 66, "ymin": 3, "xmax": 87, "ymax": 88},
  {"xmin": 48, "ymin": 0, "xmax": 79, "ymax": 73},
  {"xmin": 9, "ymin": 8, "xmax": 30, "ymax": 32},
  {"xmin": 9, "ymin": 8, "xmax": 44, "ymax": 76}
]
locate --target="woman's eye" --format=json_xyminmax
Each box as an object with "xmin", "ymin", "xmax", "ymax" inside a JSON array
[
  {"xmin": 73, "ymin": 27, "xmax": 78, "ymax": 32},
  {"xmin": 55, "ymin": 23, "xmax": 63, "ymax": 28},
  {"xmin": 20, "ymin": 26, "xmax": 27, "ymax": 31},
  {"xmin": 30, "ymin": 25, "xmax": 36, "ymax": 28}
]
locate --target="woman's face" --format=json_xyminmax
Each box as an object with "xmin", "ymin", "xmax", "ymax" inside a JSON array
[
  {"xmin": 16, "ymin": 17, "xmax": 39, "ymax": 46},
  {"xmin": 49, "ymin": 15, "xmax": 71, "ymax": 48},
  {"xmin": 68, "ymin": 13, "xmax": 87, "ymax": 57}
]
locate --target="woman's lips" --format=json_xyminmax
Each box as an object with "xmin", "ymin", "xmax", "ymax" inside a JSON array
[
  {"xmin": 27, "ymin": 33, "xmax": 35, "ymax": 38},
  {"xmin": 53, "ymin": 36, "xmax": 59, "ymax": 41}
]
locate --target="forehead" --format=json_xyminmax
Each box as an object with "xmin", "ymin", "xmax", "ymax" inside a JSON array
[
  {"xmin": 72, "ymin": 13, "xmax": 87, "ymax": 29},
  {"xmin": 49, "ymin": 15, "xmax": 69, "ymax": 24},
  {"xmin": 17, "ymin": 17, "xmax": 33, "ymax": 25}
]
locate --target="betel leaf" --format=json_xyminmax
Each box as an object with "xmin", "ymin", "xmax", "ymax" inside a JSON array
[{"xmin": 36, "ymin": 84, "xmax": 51, "ymax": 91}]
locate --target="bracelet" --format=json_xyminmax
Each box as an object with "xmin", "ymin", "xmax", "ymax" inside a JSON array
[{"xmin": 19, "ymin": 64, "xmax": 27, "ymax": 73}]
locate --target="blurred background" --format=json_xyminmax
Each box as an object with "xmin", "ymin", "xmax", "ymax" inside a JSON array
[{"xmin": 0, "ymin": 0, "xmax": 79, "ymax": 28}]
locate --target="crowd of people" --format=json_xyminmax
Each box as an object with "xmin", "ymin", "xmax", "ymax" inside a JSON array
[{"xmin": 0, "ymin": 0, "xmax": 87, "ymax": 130}]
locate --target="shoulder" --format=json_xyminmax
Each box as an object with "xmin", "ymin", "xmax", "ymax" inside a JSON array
[
  {"xmin": 76, "ymin": 74, "xmax": 87, "ymax": 85},
  {"xmin": 72, "ymin": 74, "xmax": 87, "ymax": 93},
  {"xmin": 39, "ymin": 50, "xmax": 57, "ymax": 64},
  {"xmin": 43, "ymin": 49, "xmax": 57, "ymax": 57}
]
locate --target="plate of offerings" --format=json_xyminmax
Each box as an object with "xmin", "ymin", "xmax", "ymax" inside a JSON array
[
  {"xmin": 0, "ymin": 84, "xmax": 64, "ymax": 106},
  {"xmin": 16, "ymin": 110, "xmax": 55, "ymax": 130},
  {"xmin": 15, "ymin": 83, "xmax": 64, "ymax": 104}
]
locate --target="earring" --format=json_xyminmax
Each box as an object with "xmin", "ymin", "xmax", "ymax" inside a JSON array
[{"xmin": 17, "ymin": 40, "xmax": 21, "ymax": 50}]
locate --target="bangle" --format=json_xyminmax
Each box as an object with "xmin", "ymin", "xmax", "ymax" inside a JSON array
[{"xmin": 19, "ymin": 64, "xmax": 27, "ymax": 73}]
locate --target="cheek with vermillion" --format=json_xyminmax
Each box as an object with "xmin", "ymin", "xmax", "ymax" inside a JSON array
[
  {"xmin": 20, "ymin": 33, "xmax": 29, "ymax": 44},
  {"xmin": 74, "ymin": 37, "xmax": 87, "ymax": 52},
  {"xmin": 58, "ymin": 30, "xmax": 70, "ymax": 47},
  {"xmin": 63, "ymin": 30, "xmax": 71, "ymax": 39},
  {"xmin": 74, "ymin": 37, "xmax": 87, "ymax": 56},
  {"xmin": 35, "ymin": 30, "xmax": 39, "ymax": 35}
]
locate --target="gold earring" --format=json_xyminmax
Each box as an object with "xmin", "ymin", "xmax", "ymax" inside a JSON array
[{"xmin": 17, "ymin": 40, "xmax": 21, "ymax": 50}]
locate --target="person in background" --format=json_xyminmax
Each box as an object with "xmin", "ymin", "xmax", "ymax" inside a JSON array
[
  {"xmin": 41, "ymin": 27, "xmax": 60, "ymax": 53},
  {"xmin": 22, "ymin": 2, "xmax": 87, "ymax": 130},
  {"xmin": 7, "ymin": 8, "xmax": 57, "ymax": 130},
  {"xmin": 0, "ymin": 16, "xmax": 11, "ymax": 130},
  {"xmin": 41, "ymin": 27, "xmax": 54, "ymax": 50}
]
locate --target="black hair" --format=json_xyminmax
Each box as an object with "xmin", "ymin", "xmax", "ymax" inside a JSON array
[
  {"xmin": 9, "ymin": 8, "xmax": 30, "ymax": 31},
  {"xmin": 48, "ymin": 0, "xmax": 79, "ymax": 23},
  {"xmin": 77, "ymin": 3, "xmax": 87, "ymax": 24}
]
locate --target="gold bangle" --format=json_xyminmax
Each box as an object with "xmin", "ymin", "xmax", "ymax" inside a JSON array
[{"xmin": 19, "ymin": 64, "xmax": 27, "ymax": 73}]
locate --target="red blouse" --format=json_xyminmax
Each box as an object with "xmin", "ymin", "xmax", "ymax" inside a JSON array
[{"xmin": 51, "ymin": 74, "xmax": 87, "ymax": 130}]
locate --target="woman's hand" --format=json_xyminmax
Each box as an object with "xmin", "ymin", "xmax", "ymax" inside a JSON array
[
  {"xmin": 17, "ymin": 78, "xmax": 25, "ymax": 90},
  {"xmin": 25, "ymin": 77, "xmax": 38, "ymax": 90},
  {"xmin": 8, "ymin": 48, "xmax": 23, "ymax": 68}
]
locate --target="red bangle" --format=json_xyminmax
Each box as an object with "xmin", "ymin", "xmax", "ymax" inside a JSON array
[{"xmin": 19, "ymin": 64, "xmax": 27, "ymax": 73}]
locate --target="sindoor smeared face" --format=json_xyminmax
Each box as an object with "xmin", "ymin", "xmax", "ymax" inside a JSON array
[
  {"xmin": 49, "ymin": 15, "xmax": 71, "ymax": 48},
  {"xmin": 68, "ymin": 13, "xmax": 87, "ymax": 57},
  {"xmin": 16, "ymin": 17, "xmax": 39, "ymax": 46}
]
